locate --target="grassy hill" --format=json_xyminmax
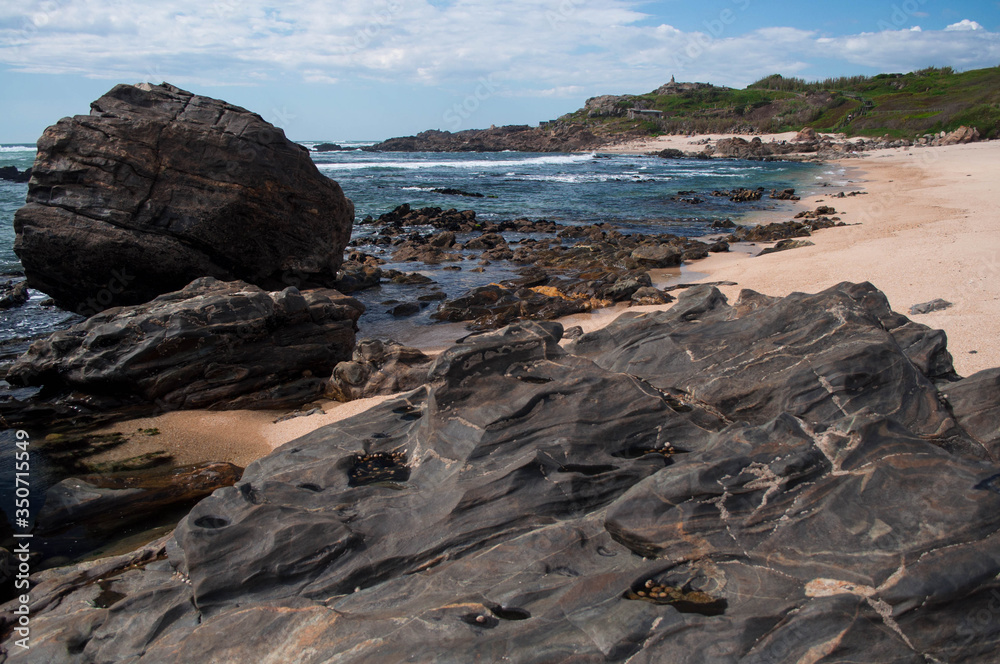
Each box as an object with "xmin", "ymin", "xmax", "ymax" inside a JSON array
[{"xmin": 555, "ymin": 66, "xmax": 1000, "ymax": 140}]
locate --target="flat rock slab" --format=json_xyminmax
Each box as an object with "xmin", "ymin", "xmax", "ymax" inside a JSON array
[{"xmin": 4, "ymin": 283, "xmax": 1000, "ymax": 663}]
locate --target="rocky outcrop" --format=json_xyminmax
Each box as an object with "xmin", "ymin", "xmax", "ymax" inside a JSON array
[
  {"xmin": 14, "ymin": 82, "xmax": 354, "ymax": 314},
  {"xmin": 917, "ymin": 125, "xmax": 981, "ymax": 147},
  {"xmin": 5, "ymin": 277, "xmax": 364, "ymax": 416},
  {"xmin": 794, "ymin": 126, "xmax": 818, "ymax": 141},
  {"xmin": 0, "ymin": 280, "xmax": 29, "ymax": 310},
  {"xmin": 0, "ymin": 165, "xmax": 31, "ymax": 183},
  {"xmin": 326, "ymin": 338, "xmax": 434, "ymax": 402},
  {"xmin": 727, "ymin": 214, "xmax": 846, "ymax": 243},
  {"xmin": 6, "ymin": 283, "xmax": 1000, "ymax": 663},
  {"xmin": 366, "ymin": 124, "xmax": 605, "ymax": 152}
]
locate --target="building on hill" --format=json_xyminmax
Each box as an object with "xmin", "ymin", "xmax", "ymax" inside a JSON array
[{"xmin": 627, "ymin": 109, "xmax": 664, "ymax": 120}]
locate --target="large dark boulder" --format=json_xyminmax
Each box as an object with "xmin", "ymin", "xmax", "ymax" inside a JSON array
[
  {"xmin": 5, "ymin": 284, "xmax": 1000, "ymax": 663},
  {"xmin": 5, "ymin": 277, "xmax": 363, "ymax": 412},
  {"xmin": 13, "ymin": 83, "xmax": 354, "ymax": 315}
]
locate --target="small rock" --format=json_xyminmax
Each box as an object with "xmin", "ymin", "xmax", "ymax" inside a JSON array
[{"xmin": 909, "ymin": 299, "xmax": 953, "ymax": 315}]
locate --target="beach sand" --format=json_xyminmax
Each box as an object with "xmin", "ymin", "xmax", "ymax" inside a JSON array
[
  {"xmin": 597, "ymin": 130, "xmax": 805, "ymax": 154},
  {"xmin": 688, "ymin": 141, "xmax": 1000, "ymax": 378},
  {"xmin": 90, "ymin": 138, "xmax": 1000, "ymax": 467},
  {"xmin": 89, "ymin": 394, "xmax": 401, "ymax": 466}
]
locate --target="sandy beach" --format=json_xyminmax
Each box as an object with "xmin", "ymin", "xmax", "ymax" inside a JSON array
[
  {"xmin": 90, "ymin": 137, "xmax": 999, "ymax": 467},
  {"xmin": 688, "ymin": 139, "xmax": 1000, "ymax": 378}
]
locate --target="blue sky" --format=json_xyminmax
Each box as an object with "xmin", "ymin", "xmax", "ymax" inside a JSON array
[{"xmin": 1, "ymin": 0, "xmax": 998, "ymax": 143}]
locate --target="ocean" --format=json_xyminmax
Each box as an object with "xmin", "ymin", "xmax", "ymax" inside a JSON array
[{"xmin": 0, "ymin": 141, "xmax": 835, "ymax": 353}]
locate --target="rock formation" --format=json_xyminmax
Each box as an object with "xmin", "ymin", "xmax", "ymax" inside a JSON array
[
  {"xmin": 5, "ymin": 277, "xmax": 364, "ymax": 416},
  {"xmin": 0, "ymin": 280, "xmax": 29, "ymax": 310},
  {"xmin": 5, "ymin": 282, "xmax": 1000, "ymax": 662},
  {"xmin": 0, "ymin": 166, "xmax": 31, "ymax": 183},
  {"xmin": 366, "ymin": 124, "xmax": 604, "ymax": 152},
  {"xmin": 13, "ymin": 83, "xmax": 354, "ymax": 314},
  {"xmin": 326, "ymin": 338, "xmax": 434, "ymax": 402}
]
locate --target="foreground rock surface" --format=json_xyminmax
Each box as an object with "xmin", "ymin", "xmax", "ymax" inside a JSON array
[
  {"xmin": 325, "ymin": 338, "xmax": 434, "ymax": 401},
  {"xmin": 5, "ymin": 277, "xmax": 363, "ymax": 418},
  {"xmin": 5, "ymin": 283, "xmax": 1000, "ymax": 663},
  {"xmin": 14, "ymin": 82, "xmax": 354, "ymax": 313}
]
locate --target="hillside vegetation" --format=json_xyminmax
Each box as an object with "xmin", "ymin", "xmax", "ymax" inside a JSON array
[{"xmin": 555, "ymin": 66, "xmax": 1000, "ymax": 140}]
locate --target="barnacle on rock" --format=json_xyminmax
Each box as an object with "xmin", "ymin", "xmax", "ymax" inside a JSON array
[{"xmin": 625, "ymin": 580, "xmax": 727, "ymax": 616}]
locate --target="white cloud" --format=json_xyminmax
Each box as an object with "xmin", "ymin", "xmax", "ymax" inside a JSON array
[
  {"xmin": 0, "ymin": 0, "xmax": 997, "ymax": 97},
  {"xmin": 816, "ymin": 26, "xmax": 1000, "ymax": 73},
  {"xmin": 946, "ymin": 20, "xmax": 984, "ymax": 31}
]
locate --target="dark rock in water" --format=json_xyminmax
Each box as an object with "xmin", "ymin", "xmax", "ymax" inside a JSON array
[
  {"xmin": 326, "ymin": 338, "xmax": 434, "ymax": 401},
  {"xmin": 770, "ymin": 187, "xmax": 800, "ymax": 200},
  {"xmin": 366, "ymin": 124, "xmax": 605, "ymax": 152},
  {"xmin": 13, "ymin": 82, "xmax": 354, "ymax": 314},
  {"xmin": 909, "ymin": 298, "xmax": 953, "ymax": 315},
  {"xmin": 728, "ymin": 216, "xmax": 845, "ymax": 243},
  {"xmin": 312, "ymin": 142, "xmax": 345, "ymax": 151},
  {"xmin": 5, "ymin": 277, "xmax": 364, "ymax": 415},
  {"xmin": 332, "ymin": 263, "xmax": 382, "ymax": 293},
  {"xmin": 713, "ymin": 187, "xmax": 763, "ymax": 203},
  {"xmin": 427, "ymin": 230, "xmax": 456, "ymax": 248},
  {"xmin": 387, "ymin": 270, "xmax": 435, "ymax": 286},
  {"xmin": 0, "ymin": 280, "xmax": 29, "ymax": 310},
  {"xmin": 655, "ymin": 148, "xmax": 686, "ymax": 159},
  {"xmin": 433, "ymin": 283, "xmax": 590, "ymax": 330},
  {"xmin": 0, "ymin": 165, "xmax": 31, "ymax": 183},
  {"xmin": 430, "ymin": 187, "xmax": 485, "ymax": 198},
  {"xmin": 34, "ymin": 462, "xmax": 242, "ymax": 538},
  {"xmin": 6, "ymin": 285, "xmax": 1000, "ymax": 663},
  {"xmin": 388, "ymin": 302, "xmax": 420, "ymax": 317}
]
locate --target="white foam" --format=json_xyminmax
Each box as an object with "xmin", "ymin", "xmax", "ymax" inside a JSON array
[
  {"xmin": 0, "ymin": 145, "xmax": 35, "ymax": 153},
  {"xmin": 316, "ymin": 153, "xmax": 596, "ymax": 172},
  {"xmin": 513, "ymin": 173, "xmax": 671, "ymax": 184}
]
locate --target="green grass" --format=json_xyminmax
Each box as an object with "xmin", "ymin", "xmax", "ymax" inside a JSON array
[{"xmin": 561, "ymin": 65, "xmax": 1000, "ymax": 140}]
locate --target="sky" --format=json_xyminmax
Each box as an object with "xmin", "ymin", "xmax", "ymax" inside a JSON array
[{"xmin": 1, "ymin": 0, "xmax": 999, "ymax": 143}]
